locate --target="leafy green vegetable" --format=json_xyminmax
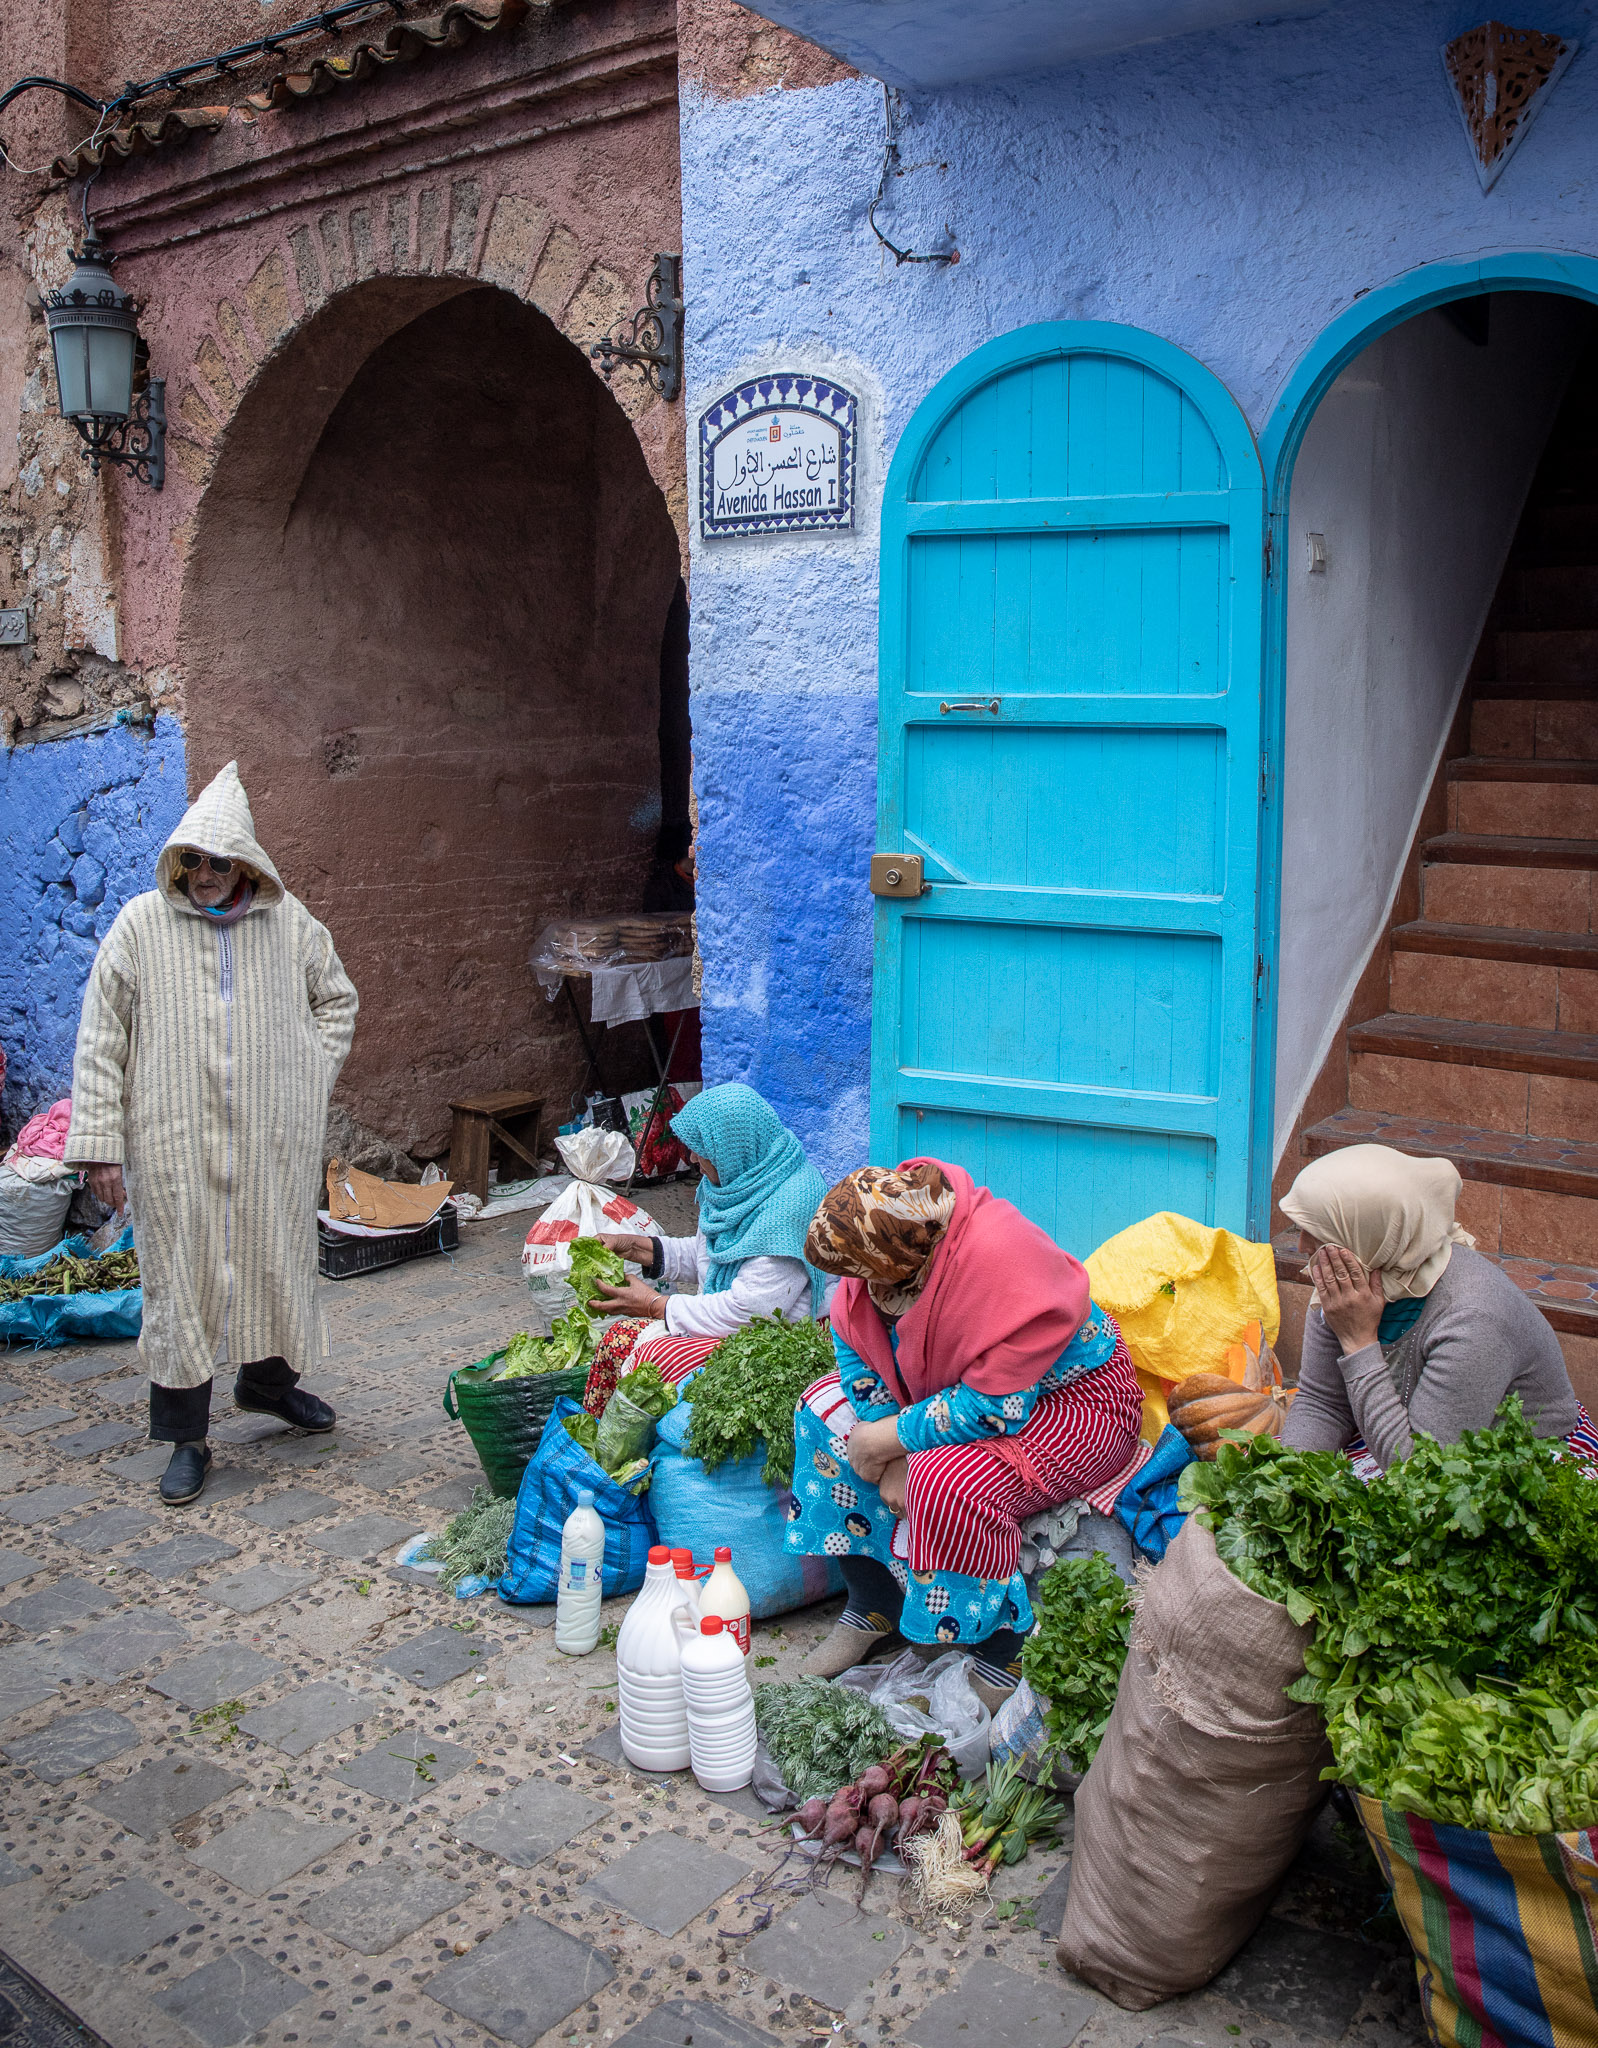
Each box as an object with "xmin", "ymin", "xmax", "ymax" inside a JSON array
[
  {"xmin": 417, "ymin": 1486, "xmax": 517, "ymax": 1592},
  {"xmin": 753, "ymin": 1676, "xmax": 898, "ymax": 1800},
  {"xmin": 1019, "ymin": 1552, "xmax": 1133, "ymax": 1769},
  {"xmin": 568, "ymin": 1236, "xmax": 625, "ymax": 1307},
  {"xmin": 1183, "ymin": 1400, "xmax": 1598, "ymax": 1830},
  {"xmin": 498, "ymin": 1239, "xmax": 625, "ymax": 1380},
  {"xmin": 681, "ymin": 1313, "xmax": 833, "ymax": 1487},
  {"xmin": 616, "ymin": 1362, "xmax": 677, "ymax": 1423},
  {"xmin": 563, "ymin": 1411, "xmax": 600, "ymax": 1456}
]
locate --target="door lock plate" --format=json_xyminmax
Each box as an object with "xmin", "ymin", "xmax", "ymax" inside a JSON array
[{"xmin": 869, "ymin": 853, "xmax": 928, "ymax": 898}]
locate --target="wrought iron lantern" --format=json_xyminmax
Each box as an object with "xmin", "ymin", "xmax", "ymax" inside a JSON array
[{"xmin": 43, "ymin": 227, "xmax": 165, "ymax": 489}]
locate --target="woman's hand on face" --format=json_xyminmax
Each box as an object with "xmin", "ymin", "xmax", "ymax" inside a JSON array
[
  {"xmin": 590, "ymin": 1276, "xmax": 663, "ymax": 1318},
  {"xmin": 878, "ymin": 1456, "xmax": 909, "ymax": 1518},
  {"xmin": 847, "ymin": 1416, "xmax": 902, "ymax": 1485},
  {"xmin": 1311, "ymin": 1244, "xmax": 1386, "ymax": 1357},
  {"xmin": 597, "ymin": 1232, "xmax": 655, "ymax": 1267}
]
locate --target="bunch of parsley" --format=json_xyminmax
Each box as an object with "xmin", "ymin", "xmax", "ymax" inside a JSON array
[
  {"xmin": 680, "ymin": 1312, "xmax": 833, "ymax": 1487},
  {"xmin": 1020, "ymin": 1551, "xmax": 1133, "ymax": 1769},
  {"xmin": 1180, "ymin": 1401, "xmax": 1598, "ymax": 1830}
]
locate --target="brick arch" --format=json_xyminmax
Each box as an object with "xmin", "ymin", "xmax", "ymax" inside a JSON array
[{"xmin": 175, "ymin": 256, "xmax": 682, "ymax": 1155}]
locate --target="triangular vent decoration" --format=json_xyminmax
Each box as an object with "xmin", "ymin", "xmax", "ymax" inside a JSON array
[{"xmin": 1443, "ymin": 21, "xmax": 1577, "ymax": 191}]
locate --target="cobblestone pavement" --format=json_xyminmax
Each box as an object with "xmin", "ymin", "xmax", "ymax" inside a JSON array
[{"xmin": 0, "ymin": 1200, "xmax": 1428, "ymax": 2048}]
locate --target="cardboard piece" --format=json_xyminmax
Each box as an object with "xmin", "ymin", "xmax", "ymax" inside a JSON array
[{"xmin": 325, "ymin": 1159, "xmax": 452, "ymax": 1232}]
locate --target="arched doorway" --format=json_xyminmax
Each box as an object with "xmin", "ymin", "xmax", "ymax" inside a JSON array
[
  {"xmin": 873, "ymin": 322, "xmax": 1266, "ymax": 1254},
  {"xmin": 180, "ymin": 279, "xmax": 684, "ymax": 1160}
]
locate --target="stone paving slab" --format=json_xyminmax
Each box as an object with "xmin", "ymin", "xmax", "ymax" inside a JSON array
[
  {"xmin": 184, "ymin": 1465, "xmax": 257, "ymax": 1503},
  {"xmin": 373, "ymin": 1621, "xmax": 500, "ymax": 1688},
  {"xmin": 47, "ymin": 1350, "xmax": 138, "ymax": 1385},
  {"xmin": 234, "ymin": 1488, "xmax": 338, "ymax": 1530},
  {"xmin": 189, "ymin": 1806, "xmax": 357, "ymax": 1892},
  {"xmin": 743, "ymin": 1891, "xmax": 909, "ymax": 2010},
  {"xmin": 87, "ymin": 1375, "xmax": 147, "ymax": 1409},
  {"xmin": 349, "ymin": 1448, "xmax": 436, "ymax": 1491},
  {"xmin": 332, "ymin": 1727, "xmax": 474, "ymax": 1803},
  {"xmin": 88, "ymin": 1755, "xmax": 244, "ymax": 1840},
  {"xmin": 457, "ymin": 1778, "xmax": 606, "ymax": 1867},
  {"xmin": 1031, "ymin": 1861, "xmax": 1072, "ymax": 1941},
  {"xmin": 56, "ymin": 1506, "xmax": 155, "ymax": 1553},
  {"xmin": 153, "ymin": 1946, "xmax": 310, "ymax": 2046},
  {"xmin": 579, "ymin": 1828, "xmax": 750, "ymax": 1937},
  {"xmin": 904, "ymin": 1958, "xmax": 1095, "ymax": 2048},
  {"xmin": 1210, "ymin": 1914, "xmax": 1387, "ymax": 2037},
  {"xmin": 0, "ymin": 1643, "xmax": 66, "ymax": 1719},
  {"xmin": 424, "ymin": 1911, "xmax": 617, "ymax": 2047},
  {"xmin": 1, "ymin": 1573, "xmax": 118, "ymax": 1631},
  {"xmin": 420, "ymin": 1475, "xmax": 482, "ymax": 1513},
  {"xmin": 0, "ymin": 1483, "xmax": 97, "ymax": 1525},
  {"xmin": 55, "ymin": 1607, "xmax": 188, "ymax": 1680},
  {"xmin": 107, "ymin": 1445, "xmax": 169, "ymax": 1482},
  {"xmin": 0, "ymin": 1847, "xmax": 27, "ymax": 1885},
  {"xmin": 2, "ymin": 1406, "xmax": 77, "ymax": 1436},
  {"xmin": 53, "ymin": 1878, "xmax": 191, "ymax": 1966},
  {"xmin": 146, "ymin": 1643, "xmax": 283, "ymax": 1710},
  {"xmin": 51, "ymin": 1420, "xmax": 143, "ymax": 1458},
  {"xmin": 3, "ymin": 1707, "xmax": 140, "ymax": 1783},
  {"xmin": 125, "ymin": 1531, "xmax": 241, "ymax": 1581},
  {"xmin": 0, "ymin": 1381, "xmax": 26, "ymax": 1404},
  {"xmin": 0, "ymin": 1548, "xmax": 42, "ymax": 1589},
  {"xmin": 307, "ymin": 1512, "xmax": 423, "ymax": 1561},
  {"xmin": 202, "ymin": 1563, "xmax": 319, "ymax": 1614},
  {"xmin": 616, "ymin": 2001, "xmax": 780, "ymax": 2048},
  {"xmin": 238, "ymin": 1680, "xmax": 374, "ymax": 1756},
  {"xmin": 298, "ymin": 1861, "xmax": 463, "ymax": 1954}
]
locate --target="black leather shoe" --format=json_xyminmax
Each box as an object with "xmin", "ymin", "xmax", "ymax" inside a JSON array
[
  {"xmin": 160, "ymin": 1441, "xmax": 212, "ymax": 1506},
  {"xmin": 233, "ymin": 1381, "xmax": 337, "ymax": 1432}
]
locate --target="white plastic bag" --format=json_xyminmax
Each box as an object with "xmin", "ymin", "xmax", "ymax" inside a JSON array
[
  {"xmin": 836, "ymin": 1649, "xmax": 991, "ymax": 1780},
  {"xmin": 0, "ymin": 1167, "xmax": 74, "ymax": 1257},
  {"xmin": 520, "ymin": 1128, "xmax": 659, "ymax": 1310}
]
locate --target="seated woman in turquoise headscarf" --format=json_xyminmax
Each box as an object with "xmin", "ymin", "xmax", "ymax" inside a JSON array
[{"xmin": 581, "ymin": 1081, "xmax": 829, "ymax": 1410}]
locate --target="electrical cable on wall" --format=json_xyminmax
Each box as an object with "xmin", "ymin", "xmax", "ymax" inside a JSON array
[{"xmin": 867, "ymin": 84, "xmax": 958, "ymax": 268}]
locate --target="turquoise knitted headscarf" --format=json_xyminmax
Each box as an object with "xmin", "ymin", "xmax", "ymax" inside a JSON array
[{"xmin": 670, "ymin": 1083, "xmax": 828, "ymax": 1312}]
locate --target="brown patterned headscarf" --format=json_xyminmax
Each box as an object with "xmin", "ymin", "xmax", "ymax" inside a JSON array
[{"xmin": 805, "ymin": 1162, "xmax": 957, "ymax": 1320}]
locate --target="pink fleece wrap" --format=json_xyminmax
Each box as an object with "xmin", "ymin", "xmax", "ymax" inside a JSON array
[{"xmin": 828, "ymin": 1157, "xmax": 1091, "ymax": 1404}]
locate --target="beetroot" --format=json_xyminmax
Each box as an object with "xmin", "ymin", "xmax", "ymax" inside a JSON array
[
  {"xmin": 795, "ymin": 1797, "xmax": 828, "ymax": 1838},
  {"xmin": 856, "ymin": 1765, "xmax": 892, "ymax": 1799}
]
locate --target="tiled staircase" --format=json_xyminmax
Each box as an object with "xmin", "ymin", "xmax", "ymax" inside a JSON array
[{"xmin": 1286, "ymin": 380, "xmax": 1598, "ymax": 1386}]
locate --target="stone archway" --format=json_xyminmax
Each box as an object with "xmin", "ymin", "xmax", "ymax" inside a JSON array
[{"xmin": 178, "ymin": 273, "xmax": 683, "ymax": 1157}]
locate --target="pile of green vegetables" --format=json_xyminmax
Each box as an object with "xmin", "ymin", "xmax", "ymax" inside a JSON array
[
  {"xmin": 754, "ymin": 1675, "xmax": 900, "ymax": 1802},
  {"xmin": 499, "ymin": 1237, "xmax": 625, "ymax": 1380},
  {"xmin": 682, "ymin": 1312, "xmax": 833, "ymax": 1487},
  {"xmin": 564, "ymin": 1361, "xmax": 676, "ymax": 1488},
  {"xmin": 1181, "ymin": 1399, "xmax": 1598, "ymax": 1833},
  {"xmin": 1020, "ymin": 1551, "xmax": 1134, "ymax": 1770},
  {"xmin": 417, "ymin": 1485, "xmax": 516, "ymax": 1591},
  {"xmin": 0, "ymin": 1248, "xmax": 140, "ymax": 1302}
]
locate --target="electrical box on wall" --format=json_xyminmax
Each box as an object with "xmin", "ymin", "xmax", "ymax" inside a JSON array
[{"xmin": 0, "ymin": 608, "xmax": 30, "ymax": 646}]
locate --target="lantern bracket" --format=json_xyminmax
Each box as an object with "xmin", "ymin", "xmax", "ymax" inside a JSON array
[
  {"xmin": 68, "ymin": 376, "xmax": 166, "ymax": 489},
  {"xmin": 590, "ymin": 254, "xmax": 683, "ymax": 403}
]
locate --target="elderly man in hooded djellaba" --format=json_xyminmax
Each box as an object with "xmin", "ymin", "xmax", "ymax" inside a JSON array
[{"xmin": 63, "ymin": 762, "xmax": 359, "ymax": 1506}]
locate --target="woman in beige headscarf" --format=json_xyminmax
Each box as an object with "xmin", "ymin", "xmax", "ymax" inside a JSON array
[{"xmin": 1280, "ymin": 1144, "xmax": 1593, "ymax": 1473}]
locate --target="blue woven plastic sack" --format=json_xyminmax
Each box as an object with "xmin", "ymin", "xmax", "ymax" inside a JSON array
[
  {"xmin": 498, "ymin": 1397, "xmax": 657, "ymax": 1605},
  {"xmin": 1113, "ymin": 1424, "xmax": 1196, "ymax": 1561},
  {"xmin": 0, "ymin": 1228, "xmax": 141, "ymax": 1349},
  {"xmin": 648, "ymin": 1393, "xmax": 843, "ymax": 1620}
]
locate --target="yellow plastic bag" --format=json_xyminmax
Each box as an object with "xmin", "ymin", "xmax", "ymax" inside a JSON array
[{"xmin": 1085, "ymin": 1213, "xmax": 1279, "ymax": 1439}]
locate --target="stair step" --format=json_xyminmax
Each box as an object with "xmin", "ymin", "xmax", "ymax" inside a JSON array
[
  {"xmin": 1472, "ymin": 695, "xmax": 1598, "ymax": 764},
  {"xmin": 1447, "ymin": 756, "xmax": 1598, "ymax": 782},
  {"xmin": 1498, "ymin": 628, "xmax": 1598, "ymax": 684},
  {"xmin": 1509, "ymin": 565, "xmax": 1598, "ymax": 625},
  {"xmin": 1448, "ymin": 772, "xmax": 1598, "ymax": 838},
  {"xmin": 1348, "ymin": 1013, "xmax": 1598, "ymax": 1080},
  {"xmin": 1392, "ymin": 920, "xmax": 1598, "ymax": 970},
  {"xmin": 1470, "ymin": 679, "xmax": 1598, "ymax": 702},
  {"xmin": 1303, "ymin": 1107, "xmax": 1598, "ymax": 1200},
  {"xmin": 1271, "ymin": 1229, "xmax": 1598, "ymax": 1339},
  {"xmin": 1389, "ymin": 931, "xmax": 1598, "ymax": 1033},
  {"xmin": 1423, "ymin": 831, "xmax": 1598, "ymax": 870}
]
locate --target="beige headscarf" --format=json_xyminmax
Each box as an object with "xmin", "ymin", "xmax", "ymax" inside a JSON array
[{"xmin": 1280, "ymin": 1144, "xmax": 1475, "ymax": 1303}]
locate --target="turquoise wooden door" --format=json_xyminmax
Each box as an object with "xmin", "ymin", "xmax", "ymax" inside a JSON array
[{"xmin": 873, "ymin": 322, "xmax": 1267, "ymax": 1252}]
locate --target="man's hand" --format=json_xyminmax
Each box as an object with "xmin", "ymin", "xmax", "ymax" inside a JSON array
[
  {"xmin": 847, "ymin": 1416, "xmax": 903, "ymax": 1485},
  {"xmin": 1310, "ymin": 1243, "xmax": 1386, "ymax": 1358},
  {"xmin": 83, "ymin": 1163, "xmax": 126, "ymax": 1214},
  {"xmin": 878, "ymin": 1455, "xmax": 909, "ymax": 1518}
]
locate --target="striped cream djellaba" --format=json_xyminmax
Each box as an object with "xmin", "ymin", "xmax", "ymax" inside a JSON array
[{"xmin": 64, "ymin": 762, "xmax": 359, "ymax": 1390}]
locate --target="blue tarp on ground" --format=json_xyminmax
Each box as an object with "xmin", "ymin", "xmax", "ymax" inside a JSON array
[{"xmin": 0, "ymin": 1226, "xmax": 140, "ymax": 1348}]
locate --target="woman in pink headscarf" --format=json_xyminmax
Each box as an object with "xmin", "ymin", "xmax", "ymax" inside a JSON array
[{"xmin": 785, "ymin": 1160, "xmax": 1143, "ymax": 1709}]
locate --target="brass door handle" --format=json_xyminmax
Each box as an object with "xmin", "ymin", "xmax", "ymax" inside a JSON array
[{"xmin": 869, "ymin": 853, "xmax": 929, "ymax": 898}]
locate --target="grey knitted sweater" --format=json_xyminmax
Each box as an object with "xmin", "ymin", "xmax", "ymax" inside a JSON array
[{"xmin": 1282, "ymin": 1244, "xmax": 1579, "ymax": 1471}]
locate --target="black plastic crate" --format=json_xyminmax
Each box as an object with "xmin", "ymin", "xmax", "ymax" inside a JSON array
[{"xmin": 318, "ymin": 1203, "xmax": 459, "ymax": 1280}]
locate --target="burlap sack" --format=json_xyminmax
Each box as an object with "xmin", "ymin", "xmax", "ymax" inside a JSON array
[{"xmin": 1058, "ymin": 1517, "xmax": 1332, "ymax": 2008}]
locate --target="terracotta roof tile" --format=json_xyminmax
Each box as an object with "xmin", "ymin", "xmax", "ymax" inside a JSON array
[
  {"xmin": 53, "ymin": 107, "xmax": 229, "ymax": 181},
  {"xmin": 244, "ymin": 0, "xmax": 529, "ymax": 111}
]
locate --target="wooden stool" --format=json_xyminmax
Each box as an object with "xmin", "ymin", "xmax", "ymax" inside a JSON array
[{"xmin": 447, "ymin": 1091, "xmax": 546, "ymax": 1206}]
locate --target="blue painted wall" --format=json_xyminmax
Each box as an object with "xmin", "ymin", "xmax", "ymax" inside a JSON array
[
  {"xmin": 680, "ymin": 0, "xmax": 1598, "ymax": 1181},
  {"xmin": 0, "ymin": 714, "xmax": 187, "ymax": 1133}
]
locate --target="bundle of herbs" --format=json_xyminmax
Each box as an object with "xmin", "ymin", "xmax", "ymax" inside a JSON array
[
  {"xmin": 1020, "ymin": 1551, "xmax": 1134, "ymax": 1769},
  {"xmin": 753, "ymin": 1675, "xmax": 899, "ymax": 1802},
  {"xmin": 681, "ymin": 1312, "xmax": 833, "ymax": 1487},
  {"xmin": 416, "ymin": 1486, "xmax": 517, "ymax": 1592},
  {"xmin": 0, "ymin": 1248, "xmax": 140, "ymax": 1302},
  {"xmin": 1180, "ymin": 1399, "xmax": 1598, "ymax": 1832}
]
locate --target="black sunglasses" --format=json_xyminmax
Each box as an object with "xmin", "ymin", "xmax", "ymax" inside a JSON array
[{"xmin": 177, "ymin": 850, "xmax": 236, "ymax": 876}]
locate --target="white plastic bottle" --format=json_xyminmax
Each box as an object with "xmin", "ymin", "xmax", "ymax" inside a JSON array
[
  {"xmin": 677, "ymin": 1612, "xmax": 757, "ymax": 1792},
  {"xmin": 700, "ymin": 1546, "xmax": 751, "ymax": 1655},
  {"xmin": 616, "ymin": 1545, "xmax": 692, "ymax": 1771},
  {"xmin": 672, "ymin": 1548, "xmax": 702, "ymax": 1619},
  {"xmin": 555, "ymin": 1488, "xmax": 606, "ymax": 1656}
]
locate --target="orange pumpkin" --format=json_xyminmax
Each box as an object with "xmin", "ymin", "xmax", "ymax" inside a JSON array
[{"xmin": 1167, "ymin": 1330, "xmax": 1294, "ymax": 1459}]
